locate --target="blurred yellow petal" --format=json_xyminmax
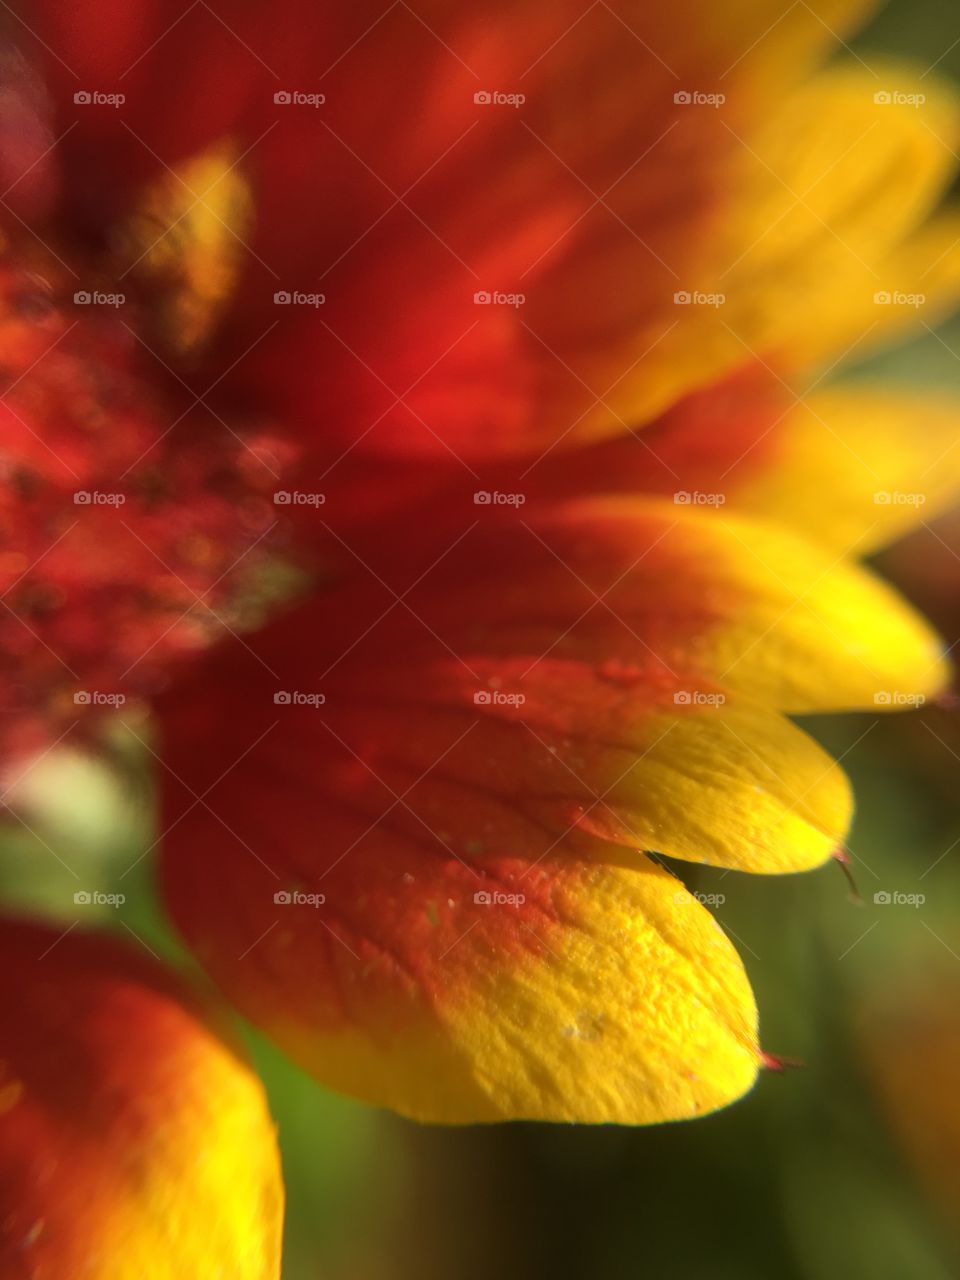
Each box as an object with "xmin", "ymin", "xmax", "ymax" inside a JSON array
[
  {"xmin": 121, "ymin": 143, "xmax": 252, "ymax": 352},
  {"xmin": 0, "ymin": 921, "xmax": 282, "ymax": 1279},
  {"xmin": 597, "ymin": 64, "xmax": 960, "ymax": 438},
  {"xmin": 731, "ymin": 385, "xmax": 960, "ymax": 553},
  {"xmin": 540, "ymin": 368, "xmax": 960, "ymax": 562},
  {"xmin": 788, "ymin": 210, "xmax": 960, "ymax": 368}
]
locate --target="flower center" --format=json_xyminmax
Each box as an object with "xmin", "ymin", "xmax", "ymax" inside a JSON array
[{"xmin": 0, "ymin": 196, "xmax": 290, "ymax": 766}]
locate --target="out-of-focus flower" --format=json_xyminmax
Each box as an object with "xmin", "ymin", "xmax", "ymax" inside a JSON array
[
  {"xmin": 859, "ymin": 964, "xmax": 960, "ymax": 1230},
  {"xmin": 1, "ymin": 0, "xmax": 960, "ymax": 1267},
  {"xmin": 0, "ymin": 919, "xmax": 282, "ymax": 1278}
]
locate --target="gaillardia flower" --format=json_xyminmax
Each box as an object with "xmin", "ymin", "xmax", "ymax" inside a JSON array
[{"xmin": 1, "ymin": 0, "xmax": 960, "ymax": 1269}]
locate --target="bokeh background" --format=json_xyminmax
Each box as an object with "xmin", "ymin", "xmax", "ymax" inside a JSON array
[{"xmin": 6, "ymin": 2, "xmax": 960, "ymax": 1276}]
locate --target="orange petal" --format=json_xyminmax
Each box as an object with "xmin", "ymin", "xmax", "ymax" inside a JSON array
[
  {"xmin": 0, "ymin": 920, "xmax": 282, "ymax": 1278},
  {"xmin": 158, "ymin": 653, "xmax": 764, "ymax": 1121},
  {"xmin": 152, "ymin": 561, "xmax": 858, "ymax": 1119},
  {"xmin": 305, "ymin": 497, "xmax": 947, "ymax": 712}
]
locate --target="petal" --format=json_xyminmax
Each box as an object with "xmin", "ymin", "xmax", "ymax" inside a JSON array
[
  {"xmin": 0, "ymin": 919, "xmax": 282, "ymax": 1278},
  {"xmin": 311, "ymin": 498, "xmax": 948, "ymax": 712},
  {"xmin": 336, "ymin": 660, "xmax": 854, "ymax": 875},
  {"xmin": 598, "ymin": 65, "xmax": 960, "ymax": 433},
  {"xmin": 153, "ymin": 487, "xmax": 923, "ymax": 1122},
  {"xmin": 784, "ymin": 210, "xmax": 960, "ymax": 370},
  {"xmin": 17, "ymin": 0, "xmax": 891, "ymax": 463},
  {"xmin": 535, "ymin": 372, "xmax": 960, "ymax": 555},
  {"xmin": 723, "ymin": 385, "xmax": 960, "ymax": 554},
  {"xmin": 161, "ymin": 645, "xmax": 852, "ymax": 878},
  {"xmin": 119, "ymin": 143, "xmax": 255, "ymax": 353},
  {"xmin": 152, "ymin": 527, "xmax": 861, "ymax": 1119},
  {"xmin": 104, "ymin": 0, "xmax": 872, "ymax": 461},
  {"xmin": 158, "ymin": 674, "xmax": 761, "ymax": 1123},
  {"xmin": 160, "ymin": 513, "xmax": 893, "ymax": 1117}
]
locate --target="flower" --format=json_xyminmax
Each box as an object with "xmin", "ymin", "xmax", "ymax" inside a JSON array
[
  {"xmin": 0, "ymin": 919, "xmax": 282, "ymax": 1277},
  {"xmin": 1, "ymin": 0, "xmax": 960, "ymax": 1269},
  {"xmin": 859, "ymin": 963, "xmax": 960, "ymax": 1230}
]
